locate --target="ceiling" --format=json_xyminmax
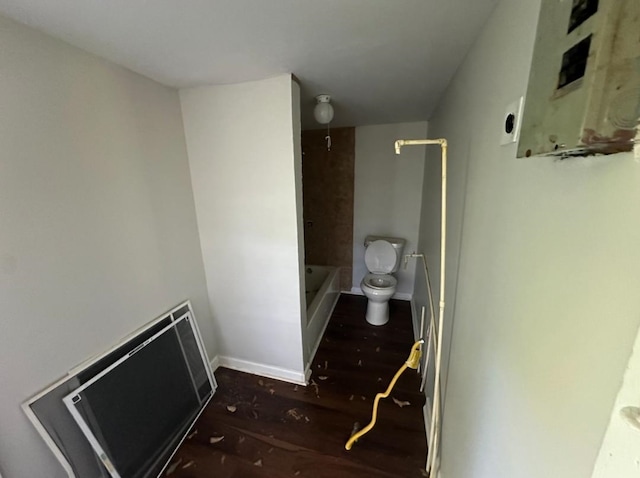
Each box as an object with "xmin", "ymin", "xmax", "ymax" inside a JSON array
[{"xmin": 0, "ymin": 0, "xmax": 498, "ymax": 128}]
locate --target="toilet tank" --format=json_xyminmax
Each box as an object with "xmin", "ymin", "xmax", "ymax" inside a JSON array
[{"xmin": 364, "ymin": 235, "xmax": 406, "ymax": 273}]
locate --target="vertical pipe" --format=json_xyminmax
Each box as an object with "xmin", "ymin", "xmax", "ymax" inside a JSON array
[
  {"xmin": 428, "ymin": 140, "xmax": 447, "ymax": 477},
  {"xmin": 395, "ymin": 138, "xmax": 448, "ymax": 477},
  {"xmin": 418, "ymin": 306, "xmax": 426, "ymax": 374}
]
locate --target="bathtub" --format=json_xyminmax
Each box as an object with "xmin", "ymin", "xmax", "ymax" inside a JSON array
[{"xmin": 304, "ymin": 265, "xmax": 340, "ymax": 368}]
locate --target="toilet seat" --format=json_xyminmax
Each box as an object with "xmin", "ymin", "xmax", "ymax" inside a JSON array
[
  {"xmin": 364, "ymin": 240, "xmax": 396, "ymax": 274},
  {"xmin": 363, "ymin": 273, "xmax": 397, "ymax": 290}
]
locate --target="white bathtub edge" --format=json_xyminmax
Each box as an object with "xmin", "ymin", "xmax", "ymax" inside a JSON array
[
  {"xmin": 306, "ymin": 266, "xmax": 337, "ymax": 319},
  {"xmin": 307, "ymin": 291, "xmax": 340, "ymax": 368},
  {"xmin": 305, "ymin": 266, "xmax": 340, "ymax": 372},
  {"xmin": 212, "ymin": 356, "xmax": 307, "ymax": 385}
]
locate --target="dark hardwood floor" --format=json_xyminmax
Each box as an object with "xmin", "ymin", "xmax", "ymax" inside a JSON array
[{"xmin": 167, "ymin": 295, "xmax": 427, "ymax": 477}]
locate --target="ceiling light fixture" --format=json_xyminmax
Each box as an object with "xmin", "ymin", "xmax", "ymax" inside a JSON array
[
  {"xmin": 313, "ymin": 94, "xmax": 334, "ymax": 124},
  {"xmin": 314, "ymin": 94, "xmax": 334, "ymax": 151}
]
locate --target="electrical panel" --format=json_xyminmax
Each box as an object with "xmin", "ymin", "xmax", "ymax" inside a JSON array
[{"xmin": 518, "ymin": 0, "xmax": 640, "ymax": 158}]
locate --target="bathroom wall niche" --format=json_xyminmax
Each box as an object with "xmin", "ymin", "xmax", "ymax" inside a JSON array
[{"xmin": 517, "ymin": 0, "xmax": 640, "ymax": 158}]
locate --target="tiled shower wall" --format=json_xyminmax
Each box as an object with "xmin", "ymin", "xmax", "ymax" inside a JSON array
[{"xmin": 301, "ymin": 127, "xmax": 355, "ymax": 290}]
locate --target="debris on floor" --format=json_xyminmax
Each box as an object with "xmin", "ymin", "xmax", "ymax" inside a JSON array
[
  {"xmin": 258, "ymin": 379, "xmax": 275, "ymax": 390},
  {"xmin": 310, "ymin": 379, "xmax": 320, "ymax": 397},
  {"xmin": 286, "ymin": 408, "xmax": 307, "ymax": 421},
  {"xmin": 357, "ymin": 359, "xmax": 363, "ymax": 366},
  {"xmin": 220, "ymin": 455, "xmax": 226, "ymax": 465},
  {"xmin": 349, "ymin": 394, "xmax": 354, "ymax": 401},
  {"xmin": 238, "ymin": 435, "xmax": 246, "ymax": 444},
  {"xmin": 376, "ymin": 346, "xmax": 381, "ymax": 352},
  {"xmin": 254, "ymin": 458, "xmax": 263, "ymax": 467},
  {"xmin": 187, "ymin": 429, "xmax": 198, "ymax": 439},
  {"xmin": 317, "ymin": 375, "xmax": 328, "ymax": 381},
  {"xmin": 350, "ymin": 422, "xmax": 361, "ymax": 437},
  {"xmin": 392, "ymin": 397, "xmax": 411, "ymax": 408},
  {"xmin": 226, "ymin": 405, "xmax": 237, "ymax": 413},
  {"xmin": 182, "ymin": 460, "xmax": 195, "ymax": 469},
  {"xmin": 209, "ymin": 436, "xmax": 224, "ymax": 444},
  {"xmin": 324, "ymin": 360, "xmax": 328, "ymax": 370},
  {"xmin": 165, "ymin": 458, "xmax": 182, "ymax": 475}
]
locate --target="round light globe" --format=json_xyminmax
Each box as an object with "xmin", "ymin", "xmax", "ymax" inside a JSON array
[{"xmin": 314, "ymin": 95, "xmax": 334, "ymax": 124}]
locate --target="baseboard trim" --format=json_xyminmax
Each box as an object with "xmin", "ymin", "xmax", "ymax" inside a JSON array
[
  {"xmin": 424, "ymin": 399, "xmax": 432, "ymax": 448},
  {"xmin": 346, "ymin": 287, "xmax": 412, "ymax": 301},
  {"xmin": 424, "ymin": 399, "xmax": 437, "ymax": 477},
  {"xmin": 211, "ymin": 355, "xmax": 307, "ymax": 385},
  {"xmin": 210, "ymin": 355, "xmax": 221, "ymax": 372}
]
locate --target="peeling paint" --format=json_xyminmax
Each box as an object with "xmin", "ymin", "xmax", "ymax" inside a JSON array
[{"xmin": 580, "ymin": 128, "xmax": 635, "ymax": 153}]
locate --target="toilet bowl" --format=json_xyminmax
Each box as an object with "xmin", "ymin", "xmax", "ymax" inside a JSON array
[
  {"xmin": 361, "ymin": 273, "xmax": 397, "ymax": 325},
  {"xmin": 360, "ymin": 236, "xmax": 405, "ymax": 326}
]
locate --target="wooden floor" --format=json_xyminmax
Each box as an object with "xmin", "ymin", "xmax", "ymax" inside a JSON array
[{"xmin": 168, "ymin": 295, "xmax": 427, "ymax": 477}]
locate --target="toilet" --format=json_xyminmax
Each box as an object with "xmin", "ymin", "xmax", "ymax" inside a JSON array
[{"xmin": 360, "ymin": 235, "xmax": 405, "ymax": 326}]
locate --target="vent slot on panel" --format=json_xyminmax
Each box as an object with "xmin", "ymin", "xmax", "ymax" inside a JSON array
[
  {"xmin": 568, "ymin": 0, "xmax": 599, "ymax": 33},
  {"xmin": 558, "ymin": 35, "xmax": 592, "ymax": 89}
]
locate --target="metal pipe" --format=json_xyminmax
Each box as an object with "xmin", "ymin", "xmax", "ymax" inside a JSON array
[{"xmin": 396, "ymin": 138, "xmax": 448, "ymax": 478}]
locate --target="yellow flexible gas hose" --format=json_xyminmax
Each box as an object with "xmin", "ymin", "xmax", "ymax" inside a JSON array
[{"xmin": 345, "ymin": 339, "xmax": 423, "ymax": 450}]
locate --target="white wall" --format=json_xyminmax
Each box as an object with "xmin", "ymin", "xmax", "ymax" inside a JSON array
[
  {"xmin": 592, "ymin": 323, "xmax": 640, "ymax": 477},
  {"xmin": 352, "ymin": 122, "xmax": 427, "ymax": 299},
  {"xmin": 0, "ymin": 15, "xmax": 213, "ymax": 478},
  {"xmin": 180, "ymin": 75, "xmax": 307, "ymax": 383},
  {"xmin": 418, "ymin": 1, "xmax": 640, "ymax": 477}
]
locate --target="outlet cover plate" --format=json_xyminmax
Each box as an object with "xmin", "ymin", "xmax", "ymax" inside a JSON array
[{"xmin": 501, "ymin": 96, "xmax": 524, "ymax": 146}]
